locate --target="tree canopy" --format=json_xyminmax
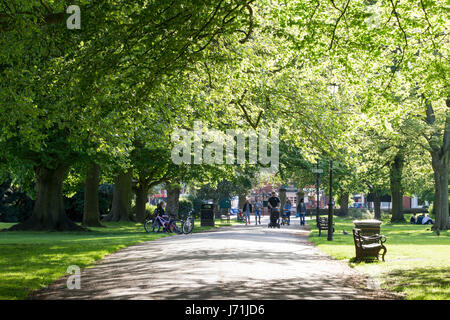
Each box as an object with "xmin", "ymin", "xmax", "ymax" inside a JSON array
[{"xmin": 0, "ymin": 0, "xmax": 448, "ymax": 230}]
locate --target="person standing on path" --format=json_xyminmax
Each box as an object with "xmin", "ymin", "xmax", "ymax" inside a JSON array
[
  {"xmin": 243, "ymin": 199, "xmax": 253, "ymax": 226},
  {"xmin": 267, "ymin": 191, "xmax": 281, "ymax": 211},
  {"xmin": 297, "ymin": 198, "xmax": 306, "ymax": 226},
  {"xmin": 255, "ymin": 197, "xmax": 262, "ymax": 225},
  {"xmin": 284, "ymin": 199, "xmax": 292, "ymax": 225},
  {"xmin": 267, "ymin": 191, "xmax": 281, "ymax": 220}
]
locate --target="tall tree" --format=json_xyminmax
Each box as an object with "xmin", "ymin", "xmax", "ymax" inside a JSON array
[
  {"xmin": 82, "ymin": 162, "xmax": 102, "ymax": 227},
  {"xmin": 0, "ymin": 0, "xmax": 255, "ymax": 230}
]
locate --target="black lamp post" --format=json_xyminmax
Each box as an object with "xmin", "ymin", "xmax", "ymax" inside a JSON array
[
  {"xmin": 327, "ymin": 159, "xmax": 334, "ymax": 241},
  {"xmin": 316, "ymin": 161, "xmax": 320, "ymax": 221},
  {"xmin": 326, "ymin": 83, "xmax": 338, "ymax": 241},
  {"xmin": 311, "ymin": 159, "xmax": 324, "ymax": 221}
]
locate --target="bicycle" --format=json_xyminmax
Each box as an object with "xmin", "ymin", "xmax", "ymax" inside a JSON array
[
  {"xmin": 144, "ymin": 214, "xmax": 182, "ymax": 234},
  {"xmin": 180, "ymin": 210, "xmax": 195, "ymax": 234}
]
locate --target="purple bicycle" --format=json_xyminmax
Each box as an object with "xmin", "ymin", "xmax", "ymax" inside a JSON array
[{"xmin": 145, "ymin": 214, "xmax": 182, "ymax": 234}]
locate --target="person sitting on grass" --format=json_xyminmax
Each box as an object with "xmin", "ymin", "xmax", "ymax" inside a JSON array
[
  {"xmin": 422, "ymin": 214, "xmax": 434, "ymax": 225},
  {"xmin": 416, "ymin": 213, "xmax": 424, "ymax": 225},
  {"xmin": 410, "ymin": 214, "xmax": 417, "ymax": 224}
]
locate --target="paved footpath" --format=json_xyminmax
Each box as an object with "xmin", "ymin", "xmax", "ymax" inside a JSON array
[{"xmin": 31, "ymin": 216, "xmax": 399, "ymax": 300}]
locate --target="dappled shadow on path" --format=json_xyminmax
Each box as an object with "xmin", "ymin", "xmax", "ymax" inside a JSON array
[{"xmin": 30, "ymin": 223, "xmax": 399, "ymax": 300}]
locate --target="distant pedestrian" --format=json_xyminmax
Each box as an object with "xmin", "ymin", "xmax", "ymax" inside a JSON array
[
  {"xmin": 410, "ymin": 214, "xmax": 417, "ymax": 224},
  {"xmin": 243, "ymin": 199, "xmax": 253, "ymax": 226},
  {"xmin": 255, "ymin": 197, "xmax": 262, "ymax": 225},
  {"xmin": 297, "ymin": 198, "xmax": 306, "ymax": 226},
  {"xmin": 284, "ymin": 199, "xmax": 292, "ymax": 225},
  {"xmin": 267, "ymin": 191, "xmax": 281, "ymax": 212}
]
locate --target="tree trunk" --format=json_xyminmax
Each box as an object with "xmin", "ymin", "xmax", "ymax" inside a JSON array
[
  {"xmin": 338, "ymin": 191, "xmax": 349, "ymax": 216},
  {"xmin": 214, "ymin": 199, "xmax": 220, "ymax": 219},
  {"xmin": 390, "ymin": 153, "xmax": 405, "ymax": 222},
  {"xmin": 135, "ymin": 184, "xmax": 149, "ymax": 223},
  {"xmin": 279, "ymin": 188, "xmax": 286, "ymax": 210},
  {"xmin": 166, "ymin": 183, "xmax": 180, "ymax": 218},
  {"xmin": 104, "ymin": 170, "xmax": 132, "ymax": 222},
  {"xmin": 83, "ymin": 162, "xmax": 102, "ymax": 227},
  {"xmin": 431, "ymin": 151, "xmax": 449, "ymax": 230},
  {"xmin": 296, "ymin": 191, "xmax": 305, "ymax": 204},
  {"xmin": 374, "ymin": 190, "xmax": 381, "ymax": 220},
  {"xmin": 424, "ymin": 96, "xmax": 449, "ymax": 230},
  {"xmin": 238, "ymin": 194, "xmax": 247, "ymax": 210},
  {"xmin": 9, "ymin": 164, "xmax": 83, "ymax": 231}
]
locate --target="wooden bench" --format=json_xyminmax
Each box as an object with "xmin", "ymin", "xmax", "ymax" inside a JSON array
[
  {"xmin": 316, "ymin": 217, "xmax": 335, "ymax": 236},
  {"xmin": 353, "ymin": 228, "xmax": 387, "ymax": 262}
]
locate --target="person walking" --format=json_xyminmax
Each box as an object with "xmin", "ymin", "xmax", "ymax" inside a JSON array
[
  {"xmin": 284, "ymin": 199, "xmax": 292, "ymax": 225},
  {"xmin": 297, "ymin": 198, "xmax": 306, "ymax": 226},
  {"xmin": 243, "ymin": 199, "xmax": 253, "ymax": 226},
  {"xmin": 267, "ymin": 191, "xmax": 281, "ymax": 226},
  {"xmin": 255, "ymin": 197, "xmax": 262, "ymax": 225},
  {"xmin": 267, "ymin": 191, "xmax": 281, "ymax": 212}
]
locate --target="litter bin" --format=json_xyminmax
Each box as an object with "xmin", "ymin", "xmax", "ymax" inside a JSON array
[
  {"xmin": 201, "ymin": 203, "xmax": 215, "ymax": 227},
  {"xmin": 353, "ymin": 219, "xmax": 382, "ymax": 236}
]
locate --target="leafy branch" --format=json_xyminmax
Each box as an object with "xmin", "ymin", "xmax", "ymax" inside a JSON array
[
  {"xmin": 329, "ymin": 0, "xmax": 351, "ymax": 50},
  {"xmin": 230, "ymin": 89, "xmax": 263, "ymax": 130}
]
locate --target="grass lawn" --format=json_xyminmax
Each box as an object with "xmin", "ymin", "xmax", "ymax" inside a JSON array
[
  {"xmin": 307, "ymin": 216, "xmax": 450, "ymax": 300},
  {"xmin": 0, "ymin": 219, "xmax": 239, "ymax": 300}
]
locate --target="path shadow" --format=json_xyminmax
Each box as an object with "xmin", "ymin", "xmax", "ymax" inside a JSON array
[{"xmin": 29, "ymin": 225, "xmax": 399, "ymax": 300}]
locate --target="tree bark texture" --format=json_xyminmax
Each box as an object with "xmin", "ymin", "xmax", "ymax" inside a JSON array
[
  {"xmin": 9, "ymin": 164, "xmax": 83, "ymax": 231},
  {"xmin": 238, "ymin": 194, "xmax": 247, "ymax": 210},
  {"xmin": 390, "ymin": 153, "xmax": 405, "ymax": 222},
  {"xmin": 425, "ymin": 97, "xmax": 450, "ymax": 230},
  {"xmin": 83, "ymin": 162, "xmax": 102, "ymax": 227},
  {"xmin": 279, "ymin": 188, "xmax": 286, "ymax": 211},
  {"xmin": 338, "ymin": 191, "xmax": 349, "ymax": 216},
  {"xmin": 374, "ymin": 190, "xmax": 381, "ymax": 220},
  {"xmin": 104, "ymin": 170, "xmax": 132, "ymax": 222},
  {"xmin": 431, "ymin": 151, "xmax": 449, "ymax": 230},
  {"xmin": 166, "ymin": 183, "xmax": 181, "ymax": 218},
  {"xmin": 135, "ymin": 184, "xmax": 149, "ymax": 222}
]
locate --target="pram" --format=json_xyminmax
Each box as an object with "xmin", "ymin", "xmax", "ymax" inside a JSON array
[
  {"xmin": 268, "ymin": 207, "xmax": 280, "ymax": 228},
  {"xmin": 237, "ymin": 209, "xmax": 246, "ymax": 222}
]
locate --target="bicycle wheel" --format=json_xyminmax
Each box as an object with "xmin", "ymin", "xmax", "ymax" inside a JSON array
[
  {"xmin": 169, "ymin": 220, "xmax": 183, "ymax": 234},
  {"xmin": 145, "ymin": 219, "xmax": 160, "ymax": 233},
  {"xmin": 144, "ymin": 219, "xmax": 153, "ymax": 233},
  {"xmin": 182, "ymin": 217, "xmax": 194, "ymax": 234}
]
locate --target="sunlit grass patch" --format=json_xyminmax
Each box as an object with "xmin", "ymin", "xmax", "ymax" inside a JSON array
[
  {"xmin": 0, "ymin": 219, "xmax": 238, "ymax": 300},
  {"xmin": 307, "ymin": 216, "xmax": 450, "ymax": 299}
]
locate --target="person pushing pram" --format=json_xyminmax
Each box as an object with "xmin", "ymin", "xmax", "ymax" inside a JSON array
[{"xmin": 267, "ymin": 191, "xmax": 281, "ymax": 228}]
